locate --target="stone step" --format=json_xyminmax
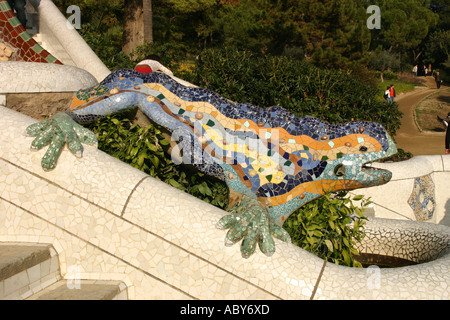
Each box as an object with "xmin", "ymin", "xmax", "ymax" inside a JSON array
[
  {"xmin": 26, "ymin": 280, "xmax": 128, "ymax": 300},
  {"xmin": 0, "ymin": 242, "xmax": 128, "ymax": 300},
  {"xmin": 0, "ymin": 242, "xmax": 60, "ymax": 299}
]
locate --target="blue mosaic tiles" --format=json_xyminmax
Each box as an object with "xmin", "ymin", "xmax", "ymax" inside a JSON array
[{"xmin": 408, "ymin": 174, "xmax": 436, "ymax": 221}]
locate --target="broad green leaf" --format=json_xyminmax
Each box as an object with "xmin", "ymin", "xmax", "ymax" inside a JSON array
[
  {"xmin": 324, "ymin": 239, "xmax": 333, "ymax": 252},
  {"xmin": 159, "ymin": 139, "xmax": 171, "ymax": 146}
]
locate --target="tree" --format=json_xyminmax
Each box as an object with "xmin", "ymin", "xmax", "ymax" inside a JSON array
[
  {"xmin": 123, "ymin": 0, "xmax": 154, "ymax": 55},
  {"xmin": 296, "ymin": 0, "xmax": 371, "ymax": 69},
  {"xmin": 204, "ymin": 0, "xmax": 373, "ymax": 69},
  {"xmin": 207, "ymin": 0, "xmax": 274, "ymax": 53},
  {"xmin": 430, "ymin": 0, "xmax": 450, "ymax": 30},
  {"xmin": 423, "ymin": 29, "xmax": 450, "ymax": 66},
  {"xmin": 369, "ymin": 0, "xmax": 439, "ymax": 63},
  {"xmin": 368, "ymin": 50, "xmax": 400, "ymax": 82},
  {"xmin": 165, "ymin": 0, "xmax": 216, "ymax": 12}
]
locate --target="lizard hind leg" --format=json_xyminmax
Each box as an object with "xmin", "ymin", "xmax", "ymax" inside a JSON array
[
  {"xmin": 217, "ymin": 194, "xmax": 291, "ymax": 258},
  {"xmin": 226, "ymin": 189, "xmax": 246, "ymax": 211}
]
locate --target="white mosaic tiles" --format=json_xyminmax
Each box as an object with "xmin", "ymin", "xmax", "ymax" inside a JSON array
[
  {"xmin": 32, "ymin": 0, "xmax": 111, "ymax": 82},
  {"xmin": 349, "ymin": 156, "xmax": 450, "ymax": 225},
  {"xmin": 316, "ymin": 220, "xmax": 450, "ymax": 300},
  {"xmin": 0, "ymin": 105, "xmax": 449, "ymax": 299},
  {"xmin": 0, "ymin": 62, "xmax": 98, "ymax": 93},
  {"xmin": 0, "ymin": 104, "xmax": 450, "ymax": 299},
  {"xmin": 357, "ymin": 218, "xmax": 450, "ymax": 264}
]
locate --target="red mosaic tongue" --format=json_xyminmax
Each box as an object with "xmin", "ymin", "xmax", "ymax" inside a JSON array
[{"xmin": 0, "ymin": 0, "xmax": 62, "ymax": 64}]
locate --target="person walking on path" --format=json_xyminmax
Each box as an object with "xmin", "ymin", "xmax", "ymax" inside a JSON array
[
  {"xmin": 437, "ymin": 112, "xmax": 450, "ymax": 154},
  {"xmin": 434, "ymin": 71, "xmax": 442, "ymax": 89},
  {"xmin": 389, "ymin": 84, "xmax": 396, "ymax": 103},
  {"xmin": 384, "ymin": 86, "xmax": 391, "ymax": 103}
]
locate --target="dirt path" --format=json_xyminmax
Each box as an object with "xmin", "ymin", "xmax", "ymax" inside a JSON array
[{"xmin": 394, "ymin": 77, "xmax": 447, "ymax": 156}]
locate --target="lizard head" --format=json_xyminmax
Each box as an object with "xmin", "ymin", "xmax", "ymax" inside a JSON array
[
  {"xmin": 318, "ymin": 121, "xmax": 397, "ymax": 192},
  {"xmin": 257, "ymin": 117, "xmax": 398, "ymax": 224}
]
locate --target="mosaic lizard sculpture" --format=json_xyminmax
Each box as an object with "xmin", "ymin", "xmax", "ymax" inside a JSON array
[{"xmin": 25, "ymin": 65, "xmax": 397, "ymax": 258}]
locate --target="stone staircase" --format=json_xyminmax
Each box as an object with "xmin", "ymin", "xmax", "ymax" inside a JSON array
[{"xmin": 0, "ymin": 242, "xmax": 128, "ymax": 300}]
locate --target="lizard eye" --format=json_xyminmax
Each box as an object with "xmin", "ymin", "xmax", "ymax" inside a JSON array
[
  {"xmin": 359, "ymin": 146, "xmax": 368, "ymax": 152},
  {"xmin": 334, "ymin": 164, "xmax": 346, "ymax": 177}
]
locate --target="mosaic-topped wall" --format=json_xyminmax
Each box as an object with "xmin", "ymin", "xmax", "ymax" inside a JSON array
[
  {"xmin": 0, "ymin": 0, "xmax": 61, "ymax": 64},
  {"xmin": 0, "ymin": 104, "xmax": 449, "ymax": 299}
]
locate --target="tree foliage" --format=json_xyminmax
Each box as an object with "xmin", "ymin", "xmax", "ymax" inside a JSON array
[
  {"xmin": 165, "ymin": 0, "xmax": 216, "ymax": 13},
  {"xmin": 431, "ymin": 0, "xmax": 450, "ymax": 30},
  {"xmin": 368, "ymin": 0, "xmax": 439, "ymax": 67},
  {"xmin": 194, "ymin": 48, "xmax": 402, "ymax": 136},
  {"xmin": 369, "ymin": 50, "xmax": 401, "ymax": 81},
  {"xmin": 423, "ymin": 29, "xmax": 450, "ymax": 65},
  {"xmin": 53, "ymin": 0, "xmax": 446, "ymax": 72},
  {"xmin": 295, "ymin": 0, "xmax": 371, "ymax": 69}
]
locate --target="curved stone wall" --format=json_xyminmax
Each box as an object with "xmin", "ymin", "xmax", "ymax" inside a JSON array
[
  {"xmin": 350, "ymin": 156, "xmax": 450, "ymax": 226},
  {"xmin": 28, "ymin": 0, "xmax": 111, "ymax": 81},
  {"xmin": 0, "ymin": 61, "xmax": 97, "ymax": 93},
  {"xmin": 0, "ymin": 104, "xmax": 448, "ymax": 299},
  {"xmin": 1, "ymin": 0, "xmax": 447, "ymax": 300}
]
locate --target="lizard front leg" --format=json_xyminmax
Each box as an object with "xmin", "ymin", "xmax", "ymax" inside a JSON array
[
  {"xmin": 25, "ymin": 86, "xmax": 142, "ymax": 171},
  {"xmin": 217, "ymin": 195, "xmax": 291, "ymax": 258},
  {"xmin": 25, "ymin": 112, "xmax": 98, "ymax": 171}
]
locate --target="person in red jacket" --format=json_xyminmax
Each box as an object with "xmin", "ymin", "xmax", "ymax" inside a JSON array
[{"xmin": 389, "ymin": 85, "xmax": 396, "ymax": 103}]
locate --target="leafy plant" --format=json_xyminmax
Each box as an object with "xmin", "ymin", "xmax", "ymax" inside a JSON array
[
  {"xmin": 283, "ymin": 192, "xmax": 371, "ymax": 267},
  {"xmin": 193, "ymin": 48, "xmax": 402, "ymax": 137},
  {"xmin": 379, "ymin": 148, "xmax": 413, "ymax": 162},
  {"xmin": 86, "ymin": 110, "xmax": 229, "ymax": 209}
]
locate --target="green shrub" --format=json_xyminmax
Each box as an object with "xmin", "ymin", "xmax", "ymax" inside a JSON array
[
  {"xmin": 86, "ymin": 110, "xmax": 229, "ymax": 209},
  {"xmin": 283, "ymin": 192, "xmax": 370, "ymax": 267},
  {"xmin": 80, "ymin": 23, "xmax": 134, "ymax": 70},
  {"xmin": 440, "ymin": 61, "xmax": 450, "ymax": 84},
  {"xmin": 382, "ymin": 70, "xmax": 399, "ymax": 81},
  {"xmin": 193, "ymin": 47, "xmax": 402, "ymax": 136},
  {"xmin": 379, "ymin": 148, "xmax": 413, "ymax": 162}
]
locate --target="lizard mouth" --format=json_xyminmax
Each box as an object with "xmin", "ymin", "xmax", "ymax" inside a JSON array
[
  {"xmin": 361, "ymin": 162, "xmax": 393, "ymax": 185},
  {"xmin": 359, "ymin": 132, "xmax": 397, "ymax": 185},
  {"xmin": 362, "ymin": 163, "xmax": 377, "ymax": 172}
]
